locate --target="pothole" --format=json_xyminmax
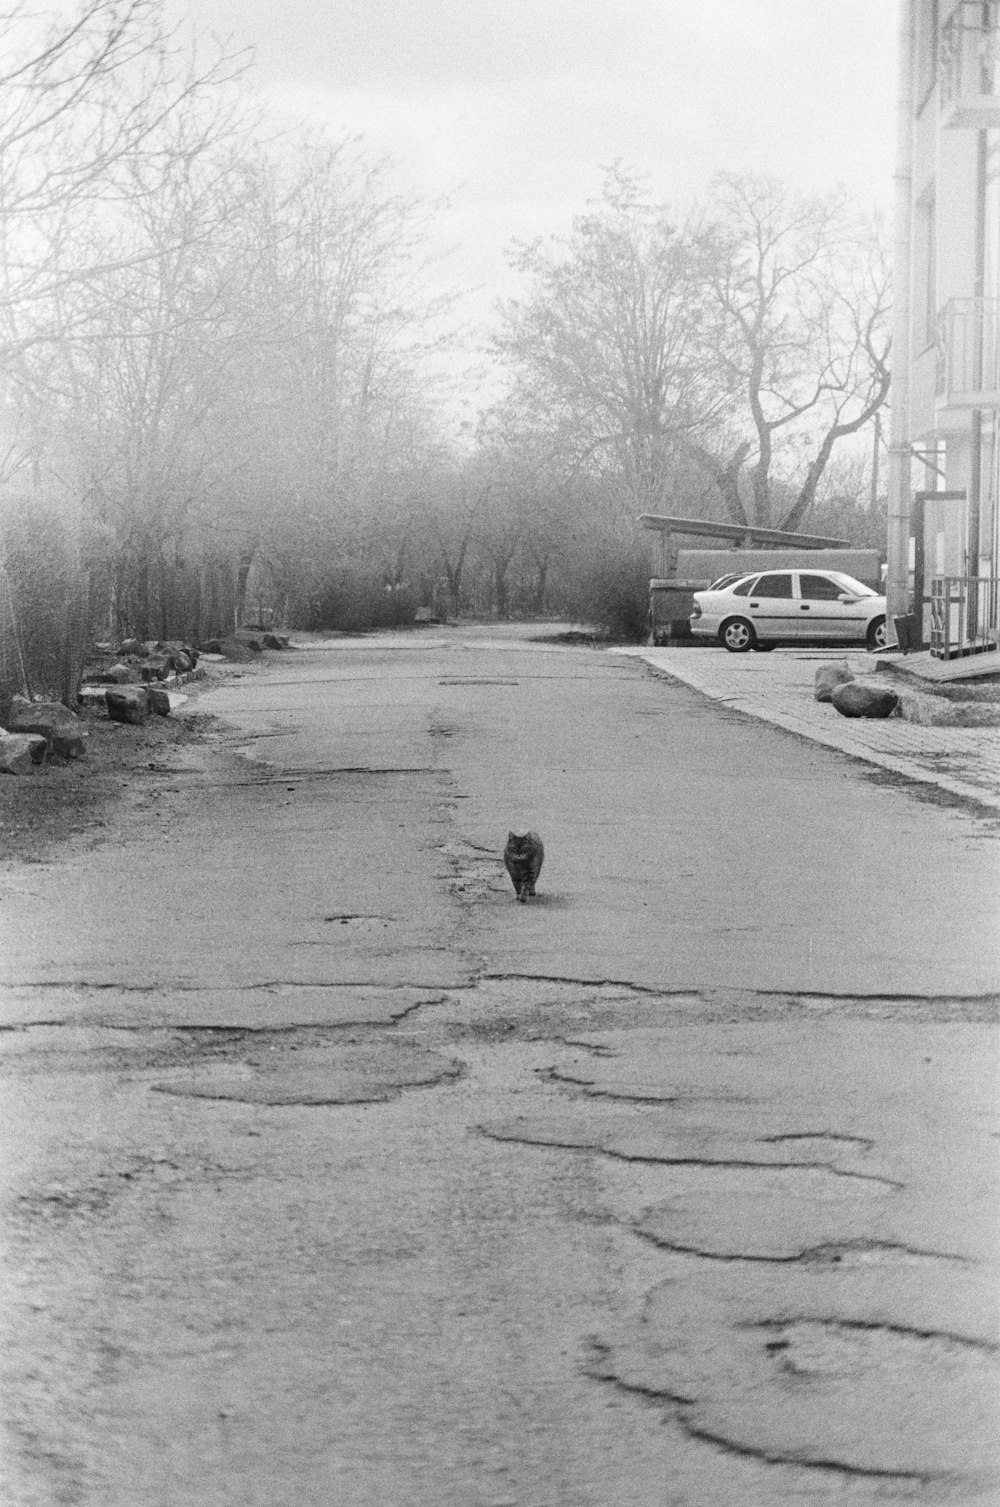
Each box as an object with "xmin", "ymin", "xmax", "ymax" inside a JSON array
[
  {"xmin": 593, "ymin": 1262, "xmax": 1000, "ymax": 1483},
  {"xmin": 632, "ymin": 1171, "xmax": 900, "ymax": 1262},
  {"xmin": 151, "ymin": 1039, "xmax": 464, "ymax": 1105},
  {"xmin": 761, "ymin": 1316, "xmax": 996, "ymax": 1375}
]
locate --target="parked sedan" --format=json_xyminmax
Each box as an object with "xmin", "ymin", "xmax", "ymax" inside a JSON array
[{"xmin": 689, "ymin": 569, "xmax": 888, "ymax": 653}]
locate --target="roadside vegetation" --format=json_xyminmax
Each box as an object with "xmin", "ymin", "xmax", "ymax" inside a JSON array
[{"xmin": 0, "ymin": 0, "xmax": 891, "ymax": 704}]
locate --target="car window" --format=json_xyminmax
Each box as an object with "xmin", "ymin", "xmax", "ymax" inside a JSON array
[
  {"xmin": 751, "ymin": 573, "xmax": 793, "ymax": 598},
  {"xmin": 708, "ymin": 573, "xmax": 739, "ymax": 590},
  {"xmin": 829, "ymin": 572, "xmax": 877, "ymax": 598},
  {"xmin": 731, "ymin": 576, "xmax": 757, "ymax": 596},
  {"xmin": 799, "ymin": 573, "xmax": 844, "ymax": 601}
]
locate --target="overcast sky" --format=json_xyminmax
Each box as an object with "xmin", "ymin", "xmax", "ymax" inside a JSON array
[{"xmin": 185, "ymin": 0, "xmax": 899, "ymax": 392}]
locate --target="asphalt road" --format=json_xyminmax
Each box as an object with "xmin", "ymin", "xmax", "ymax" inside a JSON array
[{"xmin": 1, "ymin": 625, "xmax": 998, "ymax": 1506}]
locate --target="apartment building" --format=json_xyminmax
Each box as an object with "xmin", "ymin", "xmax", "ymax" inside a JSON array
[{"xmin": 887, "ymin": 0, "xmax": 1000, "ymax": 658}]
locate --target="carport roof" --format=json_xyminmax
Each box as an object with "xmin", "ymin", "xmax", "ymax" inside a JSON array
[{"xmin": 638, "ymin": 514, "xmax": 850, "ymax": 549}]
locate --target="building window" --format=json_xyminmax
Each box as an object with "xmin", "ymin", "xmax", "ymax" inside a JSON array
[{"xmin": 915, "ymin": 190, "xmax": 937, "ymax": 348}]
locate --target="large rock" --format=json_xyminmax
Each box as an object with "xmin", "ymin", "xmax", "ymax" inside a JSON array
[
  {"xmin": 814, "ymin": 661, "xmax": 855, "ymax": 703},
  {"xmin": 147, "ymin": 686, "xmax": 171, "ymax": 716},
  {"xmin": 5, "ymin": 698, "xmax": 87, "ymax": 758},
  {"xmin": 136, "ymin": 656, "xmax": 171, "ymax": 682},
  {"xmin": 0, "ymin": 731, "xmax": 47, "ymax": 774},
  {"xmin": 105, "ymin": 686, "xmax": 148, "ymax": 725},
  {"xmin": 156, "ymin": 640, "xmax": 198, "ymax": 671},
  {"xmin": 830, "ymin": 681, "xmax": 900, "ymax": 720},
  {"xmin": 86, "ymin": 662, "xmax": 138, "ymax": 685},
  {"xmin": 118, "ymin": 637, "xmax": 144, "ymax": 657}
]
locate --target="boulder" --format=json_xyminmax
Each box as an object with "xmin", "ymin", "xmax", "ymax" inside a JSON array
[
  {"xmin": 199, "ymin": 638, "xmax": 224, "ymax": 655},
  {"xmin": 86, "ymin": 662, "xmax": 138, "ymax": 685},
  {"xmin": 136, "ymin": 656, "xmax": 171, "ymax": 682},
  {"xmin": 118, "ymin": 637, "xmax": 144, "ymax": 657},
  {"xmin": 234, "ymin": 631, "xmax": 265, "ymax": 652},
  {"xmin": 105, "ymin": 686, "xmax": 148, "ymax": 725},
  {"xmin": 814, "ymin": 661, "xmax": 855, "ymax": 703},
  {"xmin": 5, "ymin": 698, "xmax": 87, "ymax": 758},
  {"xmin": 156, "ymin": 640, "xmax": 197, "ymax": 671},
  {"xmin": 147, "ymin": 686, "xmax": 171, "ymax": 716},
  {"xmin": 0, "ymin": 731, "xmax": 47, "ymax": 775},
  {"xmin": 830, "ymin": 681, "xmax": 900, "ymax": 720}
]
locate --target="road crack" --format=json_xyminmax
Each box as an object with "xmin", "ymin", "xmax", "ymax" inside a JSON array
[
  {"xmin": 477, "ymin": 1125, "xmax": 904, "ymax": 1187},
  {"xmin": 630, "ymin": 1229, "xmax": 967, "ymax": 1266}
]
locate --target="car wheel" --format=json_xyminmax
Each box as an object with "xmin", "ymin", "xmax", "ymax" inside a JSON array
[
  {"xmin": 867, "ymin": 616, "xmax": 887, "ymax": 650},
  {"xmin": 720, "ymin": 617, "xmax": 756, "ymax": 653}
]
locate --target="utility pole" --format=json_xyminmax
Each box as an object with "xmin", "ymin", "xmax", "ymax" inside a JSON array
[{"xmin": 886, "ymin": 0, "xmax": 916, "ymax": 645}]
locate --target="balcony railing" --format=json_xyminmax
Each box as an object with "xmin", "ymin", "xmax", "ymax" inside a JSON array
[
  {"xmin": 936, "ymin": 297, "xmax": 1000, "ymax": 409},
  {"xmin": 939, "ymin": 0, "xmax": 1000, "ymax": 126},
  {"xmin": 929, "ymin": 575, "xmax": 1000, "ymax": 658}
]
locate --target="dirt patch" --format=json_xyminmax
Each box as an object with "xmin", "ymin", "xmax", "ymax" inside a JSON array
[
  {"xmin": 915, "ymin": 680, "xmax": 1000, "ymax": 703},
  {"xmin": 531, "ymin": 630, "xmax": 615, "ymax": 647},
  {"xmin": 0, "ymin": 706, "xmax": 222, "ymax": 863}
]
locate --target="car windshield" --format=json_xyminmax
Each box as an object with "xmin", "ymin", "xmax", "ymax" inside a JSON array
[{"xmin": 828, "ymin": 572, "xmax": 878, "ymax": 598}]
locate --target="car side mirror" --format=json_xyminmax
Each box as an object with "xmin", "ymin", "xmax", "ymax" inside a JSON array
[{"xmin": 837, "ymin": 593, "xmax": 856, "ymax": 603}]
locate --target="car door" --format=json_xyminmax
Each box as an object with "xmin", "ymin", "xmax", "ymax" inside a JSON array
[
  {"xmin": 796, "ymin": 571, "xmax": 850, "ymax": 640},
  {"xmin": 745, "ymin": 572, "xmax": 797, "ymax": 640},
  {"xmin": 797, "ymin": 572, "xmax": 868, "ymax": 642}
]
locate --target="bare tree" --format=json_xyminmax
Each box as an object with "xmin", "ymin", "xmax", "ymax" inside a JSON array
[
  {"xmin": 0, "ymin": 1, "xmax": 249, "ymax": 352},
  {"xmin": 697, "ymin": 174, "xmax": 891, "ymax": 530},
  {"xmin": 200, "ymin": 134, "xmax": 452, "ymax": 625},
  {"xmin": 496, "ymin": 165, "xmax": 730, "ymax": 514}
]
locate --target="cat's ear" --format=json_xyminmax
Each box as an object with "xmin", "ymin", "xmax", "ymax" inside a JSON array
[{"xmin": 508, "ymin": 831, "xmax": 516, "ymax": 841}]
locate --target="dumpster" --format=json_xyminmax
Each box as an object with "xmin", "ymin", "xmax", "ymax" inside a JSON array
[{"xmin": 648, "ymin": 579, "xmax": 707, "ymax": 645}]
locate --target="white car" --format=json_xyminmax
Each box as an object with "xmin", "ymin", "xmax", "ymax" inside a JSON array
[{"xmin": 689, "ymin": 569, "xmax": 888, "ymax": 653}]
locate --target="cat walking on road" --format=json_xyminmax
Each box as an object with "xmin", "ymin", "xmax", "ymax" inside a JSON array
[{"xmin": 503, "ymin": 830, "xmax": 544, "ymax": 903}]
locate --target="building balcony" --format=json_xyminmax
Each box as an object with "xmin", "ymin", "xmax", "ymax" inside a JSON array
[
  {"xmin": 939, "ymin": 0, "xmax": 1000, "ymax": 127},
  {"xmin": 935, "ymin": 297, "xmax": 1000, "ymax": 409}
]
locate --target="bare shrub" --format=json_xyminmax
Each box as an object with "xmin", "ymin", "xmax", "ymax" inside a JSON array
[{"xmin": 0, "ymin": 496, "xmax": 91, "ymax": 706}]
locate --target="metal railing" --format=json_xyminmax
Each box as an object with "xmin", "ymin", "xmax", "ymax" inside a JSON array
[
  {"xmin": 940, "ymin": 0, "xmax": 1000, "ymax": 111},
  {"xmin": 935, "ymin": 297, "xmax": 1000, "ymax": 406},
  {"xmin": 929, "ymin": 575, "xmax": 1000, "ymax": 659}
]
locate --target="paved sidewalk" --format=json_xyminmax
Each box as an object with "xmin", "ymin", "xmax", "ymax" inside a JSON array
[{"xmin": 617, "ymin": 646, "xmax": 1000, "ymax": 814}]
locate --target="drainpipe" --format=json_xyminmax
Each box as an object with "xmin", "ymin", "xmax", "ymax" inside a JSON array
[
  {"xmin": 886, "ymin": 0, "xmax": 917, "ymax": 645},
  {"xmin": 967, "ymin": 121, "xmax": 988, "ymax": 629}
]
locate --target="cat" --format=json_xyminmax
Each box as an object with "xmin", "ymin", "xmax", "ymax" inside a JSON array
[{"xmin": 503, "ymin": 830, "xmax": 544, "ymax": 903}]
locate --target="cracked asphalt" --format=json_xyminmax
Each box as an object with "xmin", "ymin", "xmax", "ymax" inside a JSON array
[{"xmin": 1, "ymin": 623, "xmax": 998, "ymax": 1505}]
